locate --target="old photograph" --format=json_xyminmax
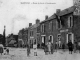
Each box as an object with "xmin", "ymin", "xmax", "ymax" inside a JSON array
[{"xmin": 0, "ymin": 0, "xmax": 80, "ymax": 60}]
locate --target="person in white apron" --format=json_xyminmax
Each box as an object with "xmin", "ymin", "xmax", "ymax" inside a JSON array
[
  {"xmin": 59, "ymin": 40, "xmax": 61, "ymax": 49},
  {"xmin": 33, "ymin": 39, "xmax": 37, "ymax": 56}
]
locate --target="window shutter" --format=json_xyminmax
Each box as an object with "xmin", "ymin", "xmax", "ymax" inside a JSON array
[
  {"xmin": 66, "ymin": 34, "xmax": 68, "ymax": 43},
  {"xmin": 56, "ymin": 20, "xmax": 58, "ymax": 29},
  {"xmin": 71, "ymin": 16, "xmax": 73, "ymax": 27},
  {"xmin": 68, "ymin": 18, "xmax": 70, "ymax": 28}
]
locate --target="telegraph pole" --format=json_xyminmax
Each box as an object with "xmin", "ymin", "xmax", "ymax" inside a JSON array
[{"xmin": 3, "ymin": 25, "xmax": 6, "ymax": 47}]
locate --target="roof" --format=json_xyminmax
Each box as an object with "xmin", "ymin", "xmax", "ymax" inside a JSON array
[
  {"xmin": 40, "ymin": 14, "xmax": 56, "ymax": 23},
  {"xmin": 9, "ymin": 40, "xmax": 16, "ymax": 44},
  {"xmin": 57, "ymin": 6, "xmax": 76, "ymax": 16},
  {"xmin": 28, "ymin": 23, "xmax": 40, "ymax": 29},
  {"xmin": 40, "ymin": 6, "xmax": 76, "ymax": 24}
]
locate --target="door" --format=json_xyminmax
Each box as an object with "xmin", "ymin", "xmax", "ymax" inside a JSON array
[
  {"xmin": 42, "ymin": 36, "xmax": 46, "ymax": 47},
  {"xmin": 67, "ymin": 33, "xmax": 74, "ymax": 44},
  {"xmin": 49, "ymin": 35, "xmax": 53, "ymax": 43}
]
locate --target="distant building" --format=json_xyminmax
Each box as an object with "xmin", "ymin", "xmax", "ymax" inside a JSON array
[
  {"xmin": 18, "ymin": 28, "xmax": 28, "ymax": 47},
  {"xmin": 6, "ymin": 34, "xmax": 18, "ymax": 47}
]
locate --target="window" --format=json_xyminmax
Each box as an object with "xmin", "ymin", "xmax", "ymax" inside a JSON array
[
  {"xmin": 67, "ymin": 33, "xmax": 74, "ymax": 43},
  {"xmin": 49, "ymin": 35, "xmax": 53, "ymax": 43},
  {"xmin": 30, "ymin": 31, "xmax": 31, "ymax": 36},
  {"xmin": 57, "ymin": 34, "xmax": 61, "ymax": 41},
  {"xmin": 49, "ymin": 21, "xmax": 53, "ymax": 31},
  {"xmin": 41, "ymin": 24, "xmax": 45, "ymax": 33},
  {"xmin": 68, "ymin": 16, "xmax": 73, "ymax": 28},
  {"xmin": 32, "ymin": 31, "xmax": 33, "ymax": 36},
  {"xmin": 30, "ymin": 31, "xmax": 33, "ymax": 36},
  {"xmin": 56, "ymin": 20, "xmax": 62, "ymax": 29}
]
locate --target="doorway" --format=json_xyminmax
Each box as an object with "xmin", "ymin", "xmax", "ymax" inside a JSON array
[
  {"xmin": 67, "ymin": 33, "xmax": 74, "ymax": 44},
  {"xmin": 49, "ymin": 35, "xmax": 53, "ymax": 43},
  {"xmin": 42, "ymin": 36, "xmax": 46, "ymax": 48}
]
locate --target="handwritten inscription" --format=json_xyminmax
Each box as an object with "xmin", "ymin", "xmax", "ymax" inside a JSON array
[{"xmin": 21, "ymin": 2, "xmax": 56, "ymax": 4}]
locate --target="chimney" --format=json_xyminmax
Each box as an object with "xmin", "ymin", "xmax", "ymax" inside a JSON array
[
  {"xmin": 45, "ymin": 15, "xmax": 48, "ymax": 20},
  {"xmin": 29, "ymin": 23, "xmax": 32, "ymax": 27},
  {"xmin": 36, "ymin": 19, "xmax": 40, "ymax": 24},
  {"xmin": 56, "ymin": 9, "xmax": 61, "ymax": 14}
]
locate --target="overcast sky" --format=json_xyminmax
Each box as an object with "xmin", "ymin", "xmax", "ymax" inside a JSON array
[{"xmin": 0, "ymin": 0, "xmax": 73, "ymax": 36}]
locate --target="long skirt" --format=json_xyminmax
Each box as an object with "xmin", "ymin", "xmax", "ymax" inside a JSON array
[{"xmin": 69, "ymin": 47, "xmax": 73, "ymax": 51}]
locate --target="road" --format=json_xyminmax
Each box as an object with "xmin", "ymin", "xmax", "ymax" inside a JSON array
[{"xmin": 0, "ymin": 48, "xmax": 80, "ymax": 60}]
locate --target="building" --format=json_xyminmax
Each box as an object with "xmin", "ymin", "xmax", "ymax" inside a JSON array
[
  {"xmin": 22, "ymin": 28, "xmax": 28, "ymax": 47},
  {"xmin": 54, "ymin": 0, "xmax": 80, "ymax": 48},
  {"xmin": 6, "ymin": 34, "xmax": 18, "ymax": 47},
  {"xmin": 40, "ymin": 14, "xmax": 59, "ymax": 48},
  {"xmin": 28, "ymin": 19, "xmax": 40, "ymax": 48},
  {"xmin": 39, "ymin": 2, "xmax": 80, "ymax": 48},
  {"xmin": 18, "ymin": 28, "xmax": 28, "ymax": 47}
]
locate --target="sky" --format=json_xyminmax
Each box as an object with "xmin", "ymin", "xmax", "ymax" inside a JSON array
[{"xmin": 0, "ymin": 0, "xmax": 73, "ymax": 36}]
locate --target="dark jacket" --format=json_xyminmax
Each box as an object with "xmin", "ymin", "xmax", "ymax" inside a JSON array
[{"xmin": 68, "ymin": 42, "xmax": 73, "ymax": 51}]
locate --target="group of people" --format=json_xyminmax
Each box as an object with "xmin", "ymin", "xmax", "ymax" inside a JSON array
[
  {"xmin": 44, "ymin": 40, "xmax": 80, "ymax": 55},
  {"xmin": 26, "ymin": 39, "xmax": 80, "ymax": 57}
]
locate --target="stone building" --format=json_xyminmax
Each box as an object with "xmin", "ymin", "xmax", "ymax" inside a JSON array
[
  {"xmin": 54, "ymin": 0, "xmax": 80, "ymax": 48},
  {"xmin": 39, "ymin": 4, "xmax": 80, "ymax": 48},
  {"xmin": 40, "ymin": 14, "xmax": 59, "ymax": 48},
  {"xmin": 28, "ymin": 19, "xmax": 40, "ymax": 48}
]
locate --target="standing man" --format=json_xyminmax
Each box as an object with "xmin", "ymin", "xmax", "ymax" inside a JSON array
[
  {"xmin": 27, "ymin": 44, "xmax": 30, "ymax": 56},
  {"xmin": 62, "ymin": 43, "xmax": 65, "ymax": 52},
  {"xmin": 55, "ymin": 41, "xmax": 58, "ymax": 52},
  {"xmin": 51, "ymin": 43, "xmax": 54, "ymax": 54},
  {"xmin": 74, "ymin": 40, "xmax": 77, "ymax": 53},
  {"xmin": 78, "ymin": 42, "xmax": 80, "ymax": 53},
  {"xmin": 44, "ymin": 44, "xmax": 48, "ymax": 55}
]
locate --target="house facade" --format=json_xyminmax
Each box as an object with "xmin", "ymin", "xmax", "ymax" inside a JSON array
[
  {"xmin": 40, "ymin": 5, "xmax": 80, "ymax": 48},
  {"xmin": 40, "ymin": 15, "xmax": 59, "ymax": 48},
  {"xmin": 17, "ymin": 0, "xmax": 80, "ymax": 49},
  {"xmin": 56, "ymin": 5, "xmax": 80, "ymax": 48},
  {"xmin": 28, "ymin": 19, "xmax": 40, "ymax": 48}
]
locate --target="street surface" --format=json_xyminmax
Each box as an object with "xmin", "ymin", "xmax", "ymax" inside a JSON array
[{"xmin": 0, "ymin": 48, "xmax": 80, "ymax": 60}]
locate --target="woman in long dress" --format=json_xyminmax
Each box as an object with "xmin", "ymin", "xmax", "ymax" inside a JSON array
[
  {"xmin": 68, "ymin": 40, "xmax": 73, "ymax": 54},
  {"xmin": 47, "ymin": 40, "xmax": 51, "ymax": 54}
]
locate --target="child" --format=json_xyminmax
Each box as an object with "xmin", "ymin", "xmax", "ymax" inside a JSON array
[{"xmin": 6, "ymin": 48, "xmax": 9, "ymax": 55}]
